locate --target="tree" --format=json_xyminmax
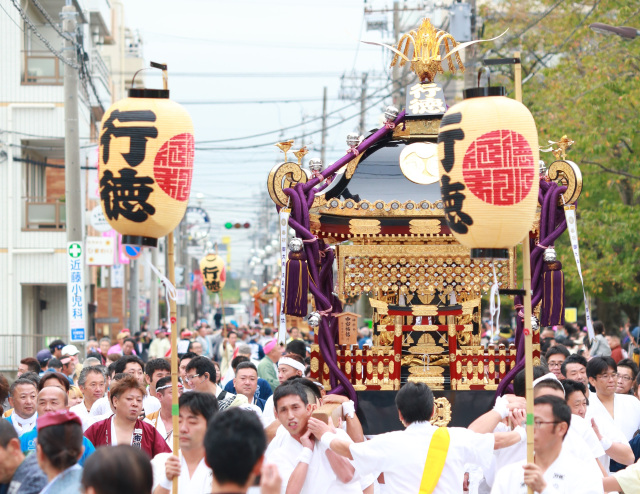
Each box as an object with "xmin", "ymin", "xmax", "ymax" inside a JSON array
[{"xmin": 477, "ymin": 0, "xmax": 640, "ymax": 330}]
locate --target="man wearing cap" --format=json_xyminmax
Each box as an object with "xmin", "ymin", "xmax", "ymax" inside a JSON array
[
  {"xmin": 149, "ymin": 329, "xmax": 171, "ymax": 360},
  {"xmin": 35, "ymin": 410, "xmax": 84, "ymax": 493},
  {"xmin": 61, "ymin": 344, "xmax": 83, "ymax": 382},
  {"xmin": 36, "ymin": 350, "xmax": 53, "ymax": 374},
  {"xmin": 0, "ymin": 420, "xmax": 48, "ymax": 494},
  {"xmin": 258, "ymin": 339, "xmax": 282, "ymax": 392},
  {"xmin": 4, "ymin": 378, "xmax": 38, "ymax": 436},
  {"xmin": 146, "ymin": 376, "xmax": 183, "ymax": 451},
  {"xmin": 58, "ymin": 355, "xmax": 76, "ymax": 386},
  {"xmin": 20, "ymin": 386, "xmax": 96, "ymax": 466},
  {"xmin": 48, "ymin": 340, "xmax": 65, "ymax": 360}
]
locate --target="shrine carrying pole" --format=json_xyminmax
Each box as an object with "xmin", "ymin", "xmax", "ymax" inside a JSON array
[
  {"xmin": 157, "ymin": 62, "xmax": 181, "ymax": 493},
  {"xmin": 514, "ymin": 51, "xmax": 535, "ymax": 494}
]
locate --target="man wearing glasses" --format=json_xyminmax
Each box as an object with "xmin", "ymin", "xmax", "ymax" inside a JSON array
[
  {"xmin": 184, "ymin": 356, "xmax": 247, "ymax": 411},
  {"xmin": 615, "ymin": 358, "xmax": 638, "ymax": 395},
  {"xmin": 492, "ymin": 395, "xmax": 603, "ymax": 493},
  {"xmin": 545, "ymin": 345, "xmax": 570, "ymax": 380},
  {"xmin": 587, "ymin": 356, "xmax": 640, "ymax": 442}
]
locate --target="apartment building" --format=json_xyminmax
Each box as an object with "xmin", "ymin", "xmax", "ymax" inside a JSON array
[{"xmin": 0, "ymin": 0, "xmax": 143, "ymax": 370}]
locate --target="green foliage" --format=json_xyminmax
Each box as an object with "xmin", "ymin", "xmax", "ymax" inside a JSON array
[{"xmin": 478, "ymin": 0, "xmax": 640, "ymax": 324}]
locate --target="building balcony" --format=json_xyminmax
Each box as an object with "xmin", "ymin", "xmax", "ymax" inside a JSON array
[
  {"xmin": 23, "ymin": 197, "xmax": 66, "ymax": 231},
  {"xmin": 22, "ymin": 51, "xmax": 64, "ymax": 85}
]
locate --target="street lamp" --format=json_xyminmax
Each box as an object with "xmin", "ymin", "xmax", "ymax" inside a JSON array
[{"xmin": 589, "ymin": 22, "xmax": 639, "ymax": 40}]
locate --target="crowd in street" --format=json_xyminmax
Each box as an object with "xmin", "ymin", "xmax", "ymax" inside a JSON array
[{"xmin": 2, "ymin": 319, "xmax": 640, "ymax": 493}]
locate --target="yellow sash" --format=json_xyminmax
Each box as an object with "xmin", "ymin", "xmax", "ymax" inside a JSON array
[{"xmin": 418, "ymin": 427, "xmax": 450, "ymax": 494}]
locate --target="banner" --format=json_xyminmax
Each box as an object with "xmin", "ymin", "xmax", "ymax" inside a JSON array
[
  {"xmin": 278, "ymin": 208, "xmax": 291, "ymax": 344},
  {"xmin": 564, "ymin": 205, "xmax": 595, "ymax": 341}
]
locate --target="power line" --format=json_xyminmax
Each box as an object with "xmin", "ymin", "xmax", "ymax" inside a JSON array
[
  {"xmin": 195, "ymin": 70, "xmax": 415, "ymax": 151},
  {"xmin": 8, "ymin": 0, "xmax": 80, "ymax": 69},
  {"xmin": 194, "ymin": 73, "xmax": 401, "ymax": 145},
  {"xmin": 132, "ymin": 71, "xmax": 346, "ymax": 78},
  {"xmin": 0, "ymin": 1, "xmax": 23, "ymax": 31},
  {"xmin": 0, "ymin": 129, "xmax": 96, "ymax": 141},
  {"xmin": 195, "ymin": 89, "xmax": 393, "ymax": 151},
  {"xmin": 30, "ymin": 0, "xmax": 78, "ymax": 46},
  {"xmin": 79, "ymin": 53, "xmax": 105, "ymax": 112},
  {"xmin": 178, "ymin": 97, "xmax": 341, "ymax": 105}
]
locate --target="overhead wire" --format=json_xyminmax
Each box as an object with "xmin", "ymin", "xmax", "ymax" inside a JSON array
[
  {"xmin": 194, "ymin": 81, "xmax": 401, "ymax": 152},
  {"xmin": 30, "ymin": 0, "xmax": 78, "ymax": 46},
  {"xmin": 8, "ymin": 0, "xmax": 80, "ymax": 69},
  {"xmin": 194, "ymin": 70, "xmax": 408, "ymax": 147}
]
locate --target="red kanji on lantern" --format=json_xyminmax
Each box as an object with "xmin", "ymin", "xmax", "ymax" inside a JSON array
[
  {"xmin": 462, "ymin": 130, "xmax": 535, "ymax": 206},
  {"xmin": 154, "ymin": 133, "xmax": 195, "ymax": 201}
]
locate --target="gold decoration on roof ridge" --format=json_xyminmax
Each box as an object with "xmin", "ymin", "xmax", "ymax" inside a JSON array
[
  {"xmin": 321, "ymin": 198, "xmax": 445, "ymax": 217},
  {"xmin": 390, "ymin": 18, "xmax": 465, "ymax": 83}
]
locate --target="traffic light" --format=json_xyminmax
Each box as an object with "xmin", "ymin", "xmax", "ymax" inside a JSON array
[
  {"xmin": 224, "ymin": 222, "xmax": 251, "ymax": 229},
  {"xmin": 175, "ymin": 266, "xmax": 185, "ymax": 286}
]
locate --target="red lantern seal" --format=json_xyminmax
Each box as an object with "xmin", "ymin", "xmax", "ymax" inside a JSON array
[
  {"xmin": 154, "ymin": 133, "xmax": 195, "ymax": 202},
  {"xmin": 462, "ymin": 130, "xmax": 535, "ymax": 206}
]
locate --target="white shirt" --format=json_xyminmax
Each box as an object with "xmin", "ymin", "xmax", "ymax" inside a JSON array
[
  {"xmin": 348, "ymin": 421, "xmax": 494, "ymax": 494},
  {"xmin": 151, "ymin": 452, "xmax": 212, "ymax": 493},
  {"xmin": 145, "ymin": 411, "xmax": 173, "ymax": 451},
  {"xmin": 586, "ymin": 396, "xmax": 632, "ymax": 473},
  {"xmin": 70, "ymin": 401, "xmax": 92, "ymax": 431},
  {"xmin": 266, "ymin": 428, "xmax": 361, "ymax": 494},
  {"xmin": 588, "ymin": 393, "xmax": 640, "ymax": 441},
  {"xmin": 262, "ymin": 395, "xmax": 276, "ymax": 426},
  {"xmin": 491, "ymin": 447, "xmax": 604, "ymax": 494},
  {"xmin": 486, "ymin": 416, "xmax": 603, "ymax": 487},
  {"xmin": 90, "ymin": 393, "xmax": 161, "ymax": 417}
]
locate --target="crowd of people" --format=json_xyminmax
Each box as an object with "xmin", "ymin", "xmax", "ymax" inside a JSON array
[{"xmin": 2, "ymin": 319, "xmax": 640, "ymax": 493}]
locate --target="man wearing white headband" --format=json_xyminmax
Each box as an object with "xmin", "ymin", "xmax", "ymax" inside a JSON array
[
  {"xmin": 146, "ymin": 376, "xmax": 183, "ymax": 451},
  {"xmin": 262, "ymin": 355, "xmax": 306, "ymax": 428}
]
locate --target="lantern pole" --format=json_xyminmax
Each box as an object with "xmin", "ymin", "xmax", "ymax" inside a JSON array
[
  {"xmin": 514, "ymin": 51, "xmax": 535, "ymax": 491},
  {"xmin": 154, "ymin": 61, "xmax": 180, "ymax": 493},
  {"xmin": 215, "ymin": 243, "xmax": 227, "ymax": 338}
]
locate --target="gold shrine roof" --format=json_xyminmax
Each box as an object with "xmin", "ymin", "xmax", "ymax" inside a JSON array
[{"xmin": 337, "ymin": 244, "xmax": 515, "ymax": 299}]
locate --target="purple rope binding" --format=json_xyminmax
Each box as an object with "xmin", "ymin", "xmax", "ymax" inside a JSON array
[
  {"xmin": 496, "ymin": 180, "xmax": 570, "ymax": 396},
  {"xmin": 280, "ymin": 111, "xmax": 406, "ymax": 403}
]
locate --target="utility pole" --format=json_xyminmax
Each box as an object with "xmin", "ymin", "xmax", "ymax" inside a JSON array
[
  {"xmin": 62, "ymin": 3, "xmax": 86, "ymax": 345},
  {"xmin": 320, "ymin": 86, "xmax": 327, "ymax": 165},
  {"xmin": 359, "ymin": 73, "xmax": 368, "ymax": 135},
  {"xmin": 392, "ymin": 1, "xmax": 402, "ymax": 107},
  {"xmin": 129, "ymin": 259, "xmax": 140, "ymax": 333},
  {"xmin": 63, "ymin": 4, "xmax": 81, "ymax": 243},
  {"xmin": 149, "ymin": 247, "xmax": 159, "ymax": 330}
]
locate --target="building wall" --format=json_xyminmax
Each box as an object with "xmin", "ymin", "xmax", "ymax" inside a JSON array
[{"xmin": 0, "ymin": 0, "xmax": 139, "ymax": 369}]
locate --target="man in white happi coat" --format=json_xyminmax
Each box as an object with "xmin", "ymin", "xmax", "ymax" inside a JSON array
[
  {"xmin": 308, "ymin": 382, "xmax": 526, "ymax": 493},
  {"xmin": 491, "ymin": 395, "xmax": 603, "ymax": 494},
  {"xmin": 151, "ymin": 392, "xmax": 216, "ymax": 494},
  {"xmin": 265, "ymin": 382, "xmax": 360, "ymax": 494}
]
